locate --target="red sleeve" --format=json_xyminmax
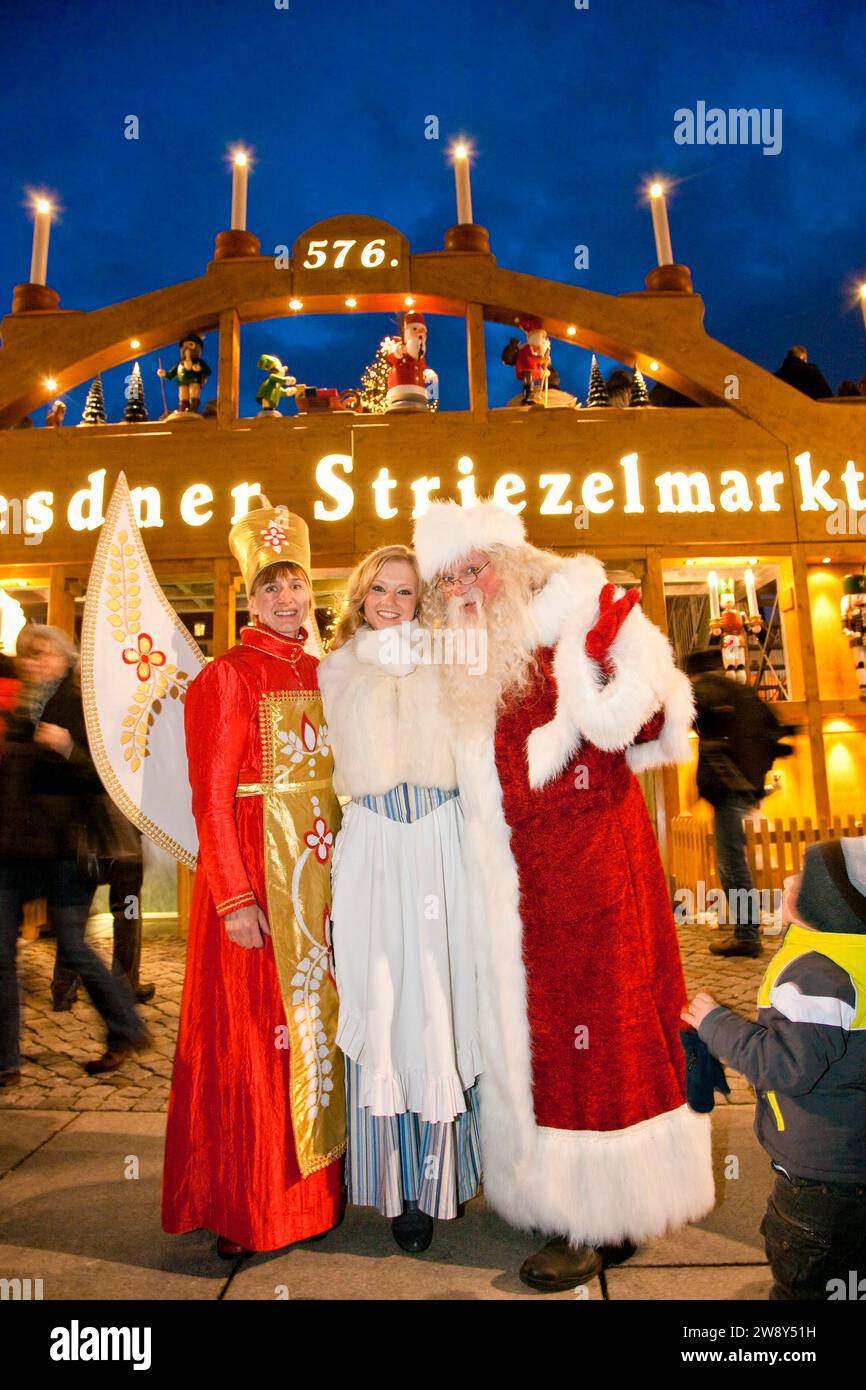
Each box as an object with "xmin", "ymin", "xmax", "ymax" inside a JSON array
[
  {"xmin": 0, "ymin": 677, "xmax": 20, "ymax": 713},
  {"xmin": 185, "ymin": 658, "xmax": 257, "ymax": 919}
]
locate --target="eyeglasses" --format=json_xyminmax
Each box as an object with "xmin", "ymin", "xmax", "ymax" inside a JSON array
[{"xmin": 437, "ymin": 560, "xmax": 491, "ymax": 592}]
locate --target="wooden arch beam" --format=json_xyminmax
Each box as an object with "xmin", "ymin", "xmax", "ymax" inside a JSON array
[{"xmin": 0, "ymin": 245, "xmax": 828, "ymax": 444}]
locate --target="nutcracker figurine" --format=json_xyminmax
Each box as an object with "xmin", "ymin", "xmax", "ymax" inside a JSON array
[
  {"xmin": 157, "ymin": 333, "xmax": 212, "ymax": 414},
  {"xmin": 841, "ymin": 574, "xmax": 866, "ymax": 698},
  {"xmin": 709, "ymin": 577, "xmax": 763, "ymax": 683},
  {"xmin": 385, "ymin": 312, "xmax": 435, "ymax": 412}
]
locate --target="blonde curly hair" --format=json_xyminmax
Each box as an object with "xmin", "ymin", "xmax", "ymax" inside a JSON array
[{"xmin": 330, "ymin": 544, "xmax": 422, "ymax": 650}]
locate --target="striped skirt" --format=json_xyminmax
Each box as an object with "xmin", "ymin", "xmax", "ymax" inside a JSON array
[{"xmin": 345, "ymin": 1058, "xmax": 482, "ymax": 1220}]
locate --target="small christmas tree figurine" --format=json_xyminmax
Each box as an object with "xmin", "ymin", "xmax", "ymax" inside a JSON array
[
  {"xmin": 123, "ymin": 361, "xmax": 148, "ymax": 422},
  {"xmin": 586, "ymin": 355, "xmax": 610, "ymax": 407},
  {"xmin": 359, "ymin": 339, "xmax": 393, "ymax": 413},
  {"xmin": 80, "ymin": 373, "xmax": 107, "ymax": 425},
  {"xmin": 630, "ymin": 366, "xmax": 650, "ymax": 407}
]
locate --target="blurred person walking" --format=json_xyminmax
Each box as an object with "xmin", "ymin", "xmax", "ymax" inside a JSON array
[{"xmin": 0, "ymin": 625, "xmax": 149, "ymax": 1085}]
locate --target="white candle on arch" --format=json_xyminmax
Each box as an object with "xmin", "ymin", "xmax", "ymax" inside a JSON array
[
  {"xmin": 231, "ymin": 152, "xmax": 248, "ymax": 231},
  {"xmin": 649, "ymin": 182, "xmax": 674, "ymax": 267},
  {"xmin": 744, "ymin": 568, "xmax": 759, "ymax": 619},
  {"xmin": 708, "ymin": 571, "xmax": 721, "ymax": 622},
  {"xmin": 453, "ymin": 145, "xmax": 473, "ymax": 225},
  {"xmin": 860, "ymin": 284, "xmax": 866, "ymax": 334},
  {"xmin": 30, "ymin": 198, "xmax": 52, "ymax": 285}
]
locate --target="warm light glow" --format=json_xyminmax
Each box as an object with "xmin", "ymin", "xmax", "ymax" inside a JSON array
[
  {"xmin": 822, "ymin": 556, "xmax": 832, "ymax": 564},
  {"xmin": 36, "ymin": 198, "xmax": 51, "ymax": 216},
  {"xmin": 234, "ymin": 151, "xmax": 247, "ymax": 167},
  {"xmin": 454, "ymin": 145, "xmax": 467, "ymax": 160},
  {"xmin": 44, "ymin": 377, "xmax": 57, "ymax": 392},
  {"xmin": 825, "ymin": 720, "xmax": 853, "ymax": 734},
  {"xmin": 288, "ymin": 299, "xmax": 303, "ymax": 311},
  {"xmin": 684, "ymin": 559, "xmax": 696, "ymax": 566},
  {"xmin": 749, "ymin": 557, "xmax": 758, "ymax": 565},
  {"xmin": 345, "ymin": 297, "xmax": 357, "ymax": 308},
  {"xmin": 860, "ymin": 285, "xmax": 866, "ymax": 300},
  {"xmin": 650, "ymin": 182, "xmax": 664, "ymax": 199},
  {"xmin": 566, "ymin": 325, "xmax": 577, "ymax": 336},
  {"xmin": 649, "ymin": 360, "xmax": 659, "ymax": 372},
  {"xmin": 130, "ymin": 339, "xmax": 141, "ymax": 350},
  {"xmin": 404, "ymin": 296, "xmax": 415, "ymax": 307}
]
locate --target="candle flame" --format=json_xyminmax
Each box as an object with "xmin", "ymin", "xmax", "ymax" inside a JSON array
[
  {"xmin": 234, "ymin": 152, "xmax": 247, "ymax": 167},
  {"xmin": 36, "ymin": 198, "xmax": 51, "ymax": 215},
  {"xmin": 860, "ymin": 284, "xmax": 866, "ymax": 299},
  {"xmin": 650, "ymin": 182, "xmax": 664, "ymax": 199}
]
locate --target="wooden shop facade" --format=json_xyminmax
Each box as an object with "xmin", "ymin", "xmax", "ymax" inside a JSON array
[{"xmin": 3, "ymin": 213, "xmax": 866, "ymax": 915}]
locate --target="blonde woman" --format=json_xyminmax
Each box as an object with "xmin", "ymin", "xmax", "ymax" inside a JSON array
[{"xmin": 318, "ymin": 545, "xmax": 481, "ymax": 1252}]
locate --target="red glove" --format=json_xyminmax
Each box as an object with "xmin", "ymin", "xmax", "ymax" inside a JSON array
[{"xmin": 585, "ymin": 584, "xmax": 641, "ymax": 676}]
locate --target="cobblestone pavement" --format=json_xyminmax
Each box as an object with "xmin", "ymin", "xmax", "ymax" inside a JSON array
[{"xmin": 0, "ymin": 918, "xmax": 780, "ymax": 1112}]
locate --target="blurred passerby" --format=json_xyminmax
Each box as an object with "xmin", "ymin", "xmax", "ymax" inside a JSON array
[
  {"xmin": 0, "ymin": 654, "xmax": 20, "ymax": 755},
  {"xmin": 687, "ymin": 648, "xmax": 795, "ymax": 958},
  {"xmin": 0, "ymin": 625, "xmax": 150, "ymax": 1086},
  {"xmin": 52, "ymin": 813, "xmax": 156, "ymax": 1007},
  {"xmin": 774, "ymin": 345, "xmax": 832, "ymax": 400}
]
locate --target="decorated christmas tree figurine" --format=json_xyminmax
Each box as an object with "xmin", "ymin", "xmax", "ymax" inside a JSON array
[
  {"xmin": 157, "ymin": 332, "xmax": 211, "ymax": 413},
  {"xmin": 359, "ymin": 340, "xmax": 391, "ymax": 413},
  {"xmin": 630, "ymin": 366, "xmax": 650, "ymax": 407},
  {"xmin": 80, "ymin": 373, "xmax": 107, "ymax": 425},
  {"xmin": 255, "ymin": 354, "xmax": 297, "ymax": 415},
  {"xmin": 123, "ymin": 361, "xmax": 148, "ymax": 422},
  {"xmin": 586, "ymin": 355, "xmax": 610, "ymax": 407},
  {"xmin": 385, "ymin": 311, "xmax": 435, "ymax": 412},
  {"xmin": 45, "ymin": 399, "xmax": 66, "ymax": 427},
  {"xmin": 503, "ymin": 316, "xmax": 550, "ymax": 405}
]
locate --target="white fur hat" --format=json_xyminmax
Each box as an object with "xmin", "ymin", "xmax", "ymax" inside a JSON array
[{"xmin": 412, "ymin": 499, "xmax": 527, "ymax": 582}]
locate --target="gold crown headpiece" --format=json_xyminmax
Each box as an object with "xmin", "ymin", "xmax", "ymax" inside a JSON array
[{"xmin": 228, "ymin": 496, "xmax": 312, "ymax": 595}]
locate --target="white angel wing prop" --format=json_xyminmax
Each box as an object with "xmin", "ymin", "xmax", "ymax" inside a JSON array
[{"xmin": 80, "ymin": 473, "xmax": 206, "ymax": 867}]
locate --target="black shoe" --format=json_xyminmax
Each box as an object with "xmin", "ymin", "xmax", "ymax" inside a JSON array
[
  {"xmin": 709, "ymin": 934, "xmax": 763, "ymax": 958},
  {"xmin": 51, "ymin": 988, "xmax": 78, "ymax": 1012},
  {"xmin": 519, "ymin": 1237, "xmax": 603, "ymax": 1292},
  {"xmin": 391, "ymin": 1201, "xmax": 434, "ymax": 1254},
  {"xmin": 599, "ymin": 1240, "xmax": 637, "ymax": 1267},
  {"xmin": 135, "ymin": 983, "xmax": 156, "ymax": 1003}
]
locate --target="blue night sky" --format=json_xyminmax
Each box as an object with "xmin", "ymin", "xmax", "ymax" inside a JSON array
[{"xmin": 1, "ymin": 0, "xmax": 864, "ymax": 422}]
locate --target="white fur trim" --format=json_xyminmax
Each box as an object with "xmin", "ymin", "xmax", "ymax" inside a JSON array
[
  {"xmin": 319, "ymin": 635, "xmax": 457, "ymax": 797},
  {"xmin": 525, "ymin": 557, "xmax": 695, "ymax": 788},
  {"xmin": 412, "ymin": 500, "xmax": 527, "ymax": 582},
  {"xmin": 457, "ymin": 733, "xmax": 714, "ymax": 1245}
]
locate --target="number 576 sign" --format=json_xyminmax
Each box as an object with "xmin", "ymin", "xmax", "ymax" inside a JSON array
[
  {"xmin": 290, "ymin": 217, "xmax": 407, "ymax": 289},
  {"xmin": 302, "ymin": 237, "xmax": 399, "ymax": 271}
]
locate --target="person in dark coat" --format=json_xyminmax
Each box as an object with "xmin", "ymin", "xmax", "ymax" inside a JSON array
[
  {"xmin": 0, "ymin": 626, "xmax": 149, "ymax": 1086},
  {"xmin": 774, "ymin": 345, "xmax": 832, "ymax": 401},
  {"xmin": 686, "ymin": 648, "xmax": 795, "ymax": 958}
]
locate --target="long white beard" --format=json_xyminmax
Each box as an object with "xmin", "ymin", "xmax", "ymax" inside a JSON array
[{"xmin": 441, "ymin": 584, "xmax": 536, "ymax": 735}]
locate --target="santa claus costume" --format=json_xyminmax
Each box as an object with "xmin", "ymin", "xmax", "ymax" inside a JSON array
[
  {"xmin": 413, "ymin": 501, "xmax": 714, "ymax": 1286},
  {"xmin": 318, "ymin": 551, "xmax": 481, "ymax": 1250},
  {"xmin": 162, "ymin": 506, "xmax": 344, "ymax": 1255}
]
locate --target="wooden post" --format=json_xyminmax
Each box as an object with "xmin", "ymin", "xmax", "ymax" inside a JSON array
[
  {"xmin": 212, "ymin": 557, "xmax": 237, "ymax": 658},
  {"xmin": 465, "ymin": 302, "xmax": 488, "ymax": 423},
  {"xmin": 176, "ymin": 864, "xmax": 194, "ymax": 939},
  {"xmin": 640, "ymin": 548, "xmax": 681, "ymax": 871},
  {"xmin": 792, "ymin": 545, "xmax": 831, "ymax": 820},
  {"xmin": 217, "ymin": 307, "xmax": 241, "ymax": 428},
  {"xmin": 47, "ymin": 565, "xmax": 78, "ymax": 634}
]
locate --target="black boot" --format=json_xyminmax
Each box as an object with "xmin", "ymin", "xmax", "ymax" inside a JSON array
[
  {"xmin": 391, "ymin": 1200, "xmax": 434, "ymax": 1254},
  {"xmin": 519, "ymin": 1237, "xmax": 603, "ymax": 1292}
]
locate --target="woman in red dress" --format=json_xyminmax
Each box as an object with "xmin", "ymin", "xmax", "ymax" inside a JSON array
[{"xmin": 162, "ymin": 506, "xmax": 345, "ymax": 1257}]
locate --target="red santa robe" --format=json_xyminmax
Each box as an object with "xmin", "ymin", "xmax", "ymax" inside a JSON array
[
  {"xmin": 455, "ymin": 555, "xmax": 714, "ymax": 1247},
  {"xmin": 162, "ymin": 624, "xmax": 343, "ymax": 1250}
]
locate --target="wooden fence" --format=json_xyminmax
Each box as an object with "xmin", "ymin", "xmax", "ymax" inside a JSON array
[{"xmin": 671, "ymin": 813, "xmax": 866, "ymax": 896}]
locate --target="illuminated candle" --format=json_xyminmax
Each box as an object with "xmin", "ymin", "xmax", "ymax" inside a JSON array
[
  {"xmin": 30, "ymin": 198, "xmax": 52, "ymax": 285},
  {"xmin": 860, "ymin": 284, "xmax": 866, "ymax": 334},
  {"xmin": 231, "ymin": 151, "xmax": 248, "ymax": 231},
  {"xmin": 708, "ymin": 570, "xmax": 721, "ymax": 622},
  {"xmin": 453, "ymin": 145, "xmax": 473, "ymax": 225},
  {"xmin": 744, "ymin": 567, "xmax": 759, "ymax": 619},
  {"xmin": 649, "ymin": 182, "xmax": 674, "ymax": 267}
]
